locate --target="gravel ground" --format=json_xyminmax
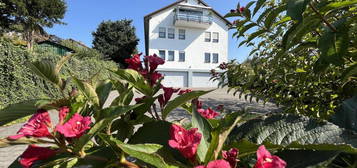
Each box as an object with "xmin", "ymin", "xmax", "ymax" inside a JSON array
[{"xmin": 0, "ymin": 88, "xmax": 279, "ymax": 167}]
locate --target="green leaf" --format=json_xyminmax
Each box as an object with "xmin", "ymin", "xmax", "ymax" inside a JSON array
[
  {"xmin": 277, "ymin": 150, "xmax": 339, "ymax": 168},
  {"xmin": 99, "ymin": 134, "xmax": 174, "ymax": 168},
  {"xmin": 331, "ymin": 97, "xmax": 357, "ymax": 132},
  {"xmin": 162, "ymin": 90, "xmax": 213, "ymax": 119},
  {"xmin": 253, "ymin": 0, "xmax": 266, "ymax": 16},
  {"xmin": 192, "ymin": 105, "xmax": 212, "ymax": 162},
  {"xmin": 112, "ymin": 82, "xmax": 134, "ymax": 106},
  {"xmin": 111, "ymin": 69, "xmax": 152, "ymax": 96},
  {"xmin": 238, "ymin": 23, "xmax": 257, "ymax": 37},
  {"xmin": 27, "ymin": 61, "xmax": 63, "ymax": 88},
  {"xmin": 0, "ymin": 137, "xmax": 54, "ymax": 148},
  {"xmin": 229, "ymin": 114, "xmax": 357, "ymax": 149},
  {"xmin": 95, "ymin": 80, "xmax": 113, "ymax": 108},
  {"xmin": 264, "ymin": 5, "xmax": 286, "ymax": 29},
  {"xmin": 72, "ymin": 76, "xmax": 100, "ymax": 106},
  {"xmin": 55, "ymin": 54, "xmax": 72, "ymax": 74},
  {"xmin": 318, "ymin": 19, "xmax": 349, "ymax": 66},
  {"xmin": 0, "ymin": 99, "xmax": 44, "ymax": 126},
  {"xmin": 287, "ymin": 0, "xmax": 311, "ymax": 22},
  {"xmin": 320, "ymin": 0, "xmax": 357, "ymax": 13},
  {"xmin": 247, "ymin": 29, "xmax": 267, "ymax": 43},
  {"xmin": 342, "ymin": 63, "xmax": 357, "ymax": 81}
]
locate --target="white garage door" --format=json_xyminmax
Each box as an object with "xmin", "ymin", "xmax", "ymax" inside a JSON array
[
  {"xmin": 160, "ymin": 71, "xmax": 188, "ymax": 87},
  {"xmin": 192, "ymin": 72, "xmax": 218, "ymax": 88}
]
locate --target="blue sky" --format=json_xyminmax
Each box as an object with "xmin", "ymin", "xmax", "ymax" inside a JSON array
[{"xmin": 46, "ymin": 0, "xmax": 252, "ymax": 62}]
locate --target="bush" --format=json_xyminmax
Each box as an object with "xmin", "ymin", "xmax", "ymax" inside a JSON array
[{"xmin": 0, "ymin": 37, "xmax": 117, "ymax": 108}]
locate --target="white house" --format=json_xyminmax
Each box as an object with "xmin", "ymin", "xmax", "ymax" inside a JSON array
[{"xmin": 144, "ymin": 0, "xmax": 231, "ymax": 88}]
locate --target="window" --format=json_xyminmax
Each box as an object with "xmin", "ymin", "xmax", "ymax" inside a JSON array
[
  {"xmin": 204, "ymin": 53, "xmax": 211, "ymax": 63},
  {"xmin": 205, "ymin": 32, "xmax": 211, "ymax": 42},
  {"xmin": 179, "ymin": 29, "xmax": 186, "ymax": 40},
  {"xmin": 213, "ymin": 32, "xmax": 219, "ymax": 43},
  {"xmin": 212, "ymin": 53, "xmax": 219, "ymax": 63},
  {"xmin": 168, "ymin": 51, "xmax": 175, "ymax": 61},
  {"xmin": 168, "ymin": 28, "xmax": 175, "ymax": 39},
  {"xmin": 159, "ymin": 27, "xmax": 166, "ymax": 38},
  {"xmin": 179, "ymin": 51, "xmax": 185, "ymax": 62},
  {"xmin": 159, "ymin": 50, "xmax": 166, "ymax": 60}
]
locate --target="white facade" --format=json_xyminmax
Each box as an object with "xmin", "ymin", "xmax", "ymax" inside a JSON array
[{"xmin": 144, "ymin": 0, "xmax": 230, "ymax": 88}]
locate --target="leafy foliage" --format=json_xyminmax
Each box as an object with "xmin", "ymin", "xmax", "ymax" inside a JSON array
[
  {"xmin": 92, "ymin": 20, "xmax": 139, "ymax": 67},
  {"xmin": 218, "ymin": 0, "xmax": 357, "ymax": 119}
]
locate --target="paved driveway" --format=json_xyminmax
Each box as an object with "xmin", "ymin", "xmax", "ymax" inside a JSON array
[{"xmin": 0, "ymin": 88, "xmax": 279, "ymax": 167}]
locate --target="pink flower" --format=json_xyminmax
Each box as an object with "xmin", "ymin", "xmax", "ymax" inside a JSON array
[
  {"xmin": 125, "ymin": 54, "xmax": 143, "ymax": 71},
  {"xmin": 239, "ymin": 7, "xmax": 245, "ymax": 13},
  {"xmin": 144, "ymin": 54, "xmax": 165, "ymax": 72},
  {"xmin": 158, "ymin": 87, "xmax": 179, "ymax": 108},
  {"xmin": 150, "ymin": 71, "xmax": 163, "ymax": 86},
  {"xmin": 178, "ymin": 89, "xmax": 192, "ymax": 95},
  {"xmin": 195, "ymin": 160, "xmax": 231, "ymax": 168},
  {"xmin": 254, "ymin": 145, "xmax": 287, "ymax": 168},
  {"xmin": 58, "ymin": 106, "xmax": 70, "ymax": 124},
  {"xmin": 168, "ymin": 124, "xmax": 202, "ymax": 160},
  {"xmin": 56, "ymin": 113, "xmax": 91, "ymax": 138},
  {"xmin": 222, "ymin": 148, "xmax": 239, "ymax": 168},
  {"xmin": 196, "ymin": 100, "xmax": 203, "ymax": 109},
  {"xmin": 19, "ymin": 145, "xmax": 56, "ymax": 168},
  {"xmin": 197, "ymin": 108, "xmax": 219, "ymax": 119},
  {"xmin": 8, "ymin": 109, "xmax": 52, "ymax": 140}
]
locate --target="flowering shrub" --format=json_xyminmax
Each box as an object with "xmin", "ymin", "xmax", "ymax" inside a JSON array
[{"xmin": 0, "ymin": 51, "xmax": 356, "ymax": 168}]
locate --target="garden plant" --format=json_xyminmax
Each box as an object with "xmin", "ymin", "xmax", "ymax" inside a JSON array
[{"xmin": 0, "ymin": 0, "xmax": 356, "ymax": 168}]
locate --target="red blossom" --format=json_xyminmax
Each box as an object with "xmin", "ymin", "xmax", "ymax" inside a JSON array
[
  {"xmin": 56, "ymin": 113, "xmax": 91, "ymax": 138},
  {"xmin": 219, "ymin": 62, "xmax": 228, "ymax": 70},
  {"xmin": 222, "ymin": 148, "xmax": 239, "ymax": 168},
  {"xmin": 168, "ymin": 124, "xmax": 202, "ymax": 160},
  {"xmin": 8, "ymin": 109, "xmax": 52, "ymax": 140},
  {"xmin": 19, "ymin": 145, "xmax": 57, "ymax": 168},
  {"xmin": 197, "ymin": 108, "xmax": 220, "ymax": 119},
  {"xmin": 178, "ymin": 89, "xmax": 192, "ymax": 95},
  {"xmin": 125, "ymin": 54, "xmax": 143, "ymax": 71},
  {"xmin": 144, "ymin": 54, "xmax": 165, "ymax": 72},
  {"xmin": 254, "ymin": 145, "xmax": 287, "ymax": 168},
  {"xmin": 195, "ymin": 160, "xmax": 231, "ymax": 168},
  {"xmin": 239, "ymin": 7, "xmax": 245, "ymax": 13},
  {"xmin": 158, "ymin": 87, "xmax": 180, "ymax": 108},
  {"xmin": 58, "ymin": 106, "xmax": 70, "ymax": 124},
  {"xmin": 150, "ymin": 71, "xmax": 163, "ymax": 86}
]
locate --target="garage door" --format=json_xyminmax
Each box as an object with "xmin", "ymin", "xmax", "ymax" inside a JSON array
[
  {"xmin": 192, "ymin": 72, "xmax": 218, "ymax": 88},
  {"xmin": 160, "ymin": 71, "xmax": 188, "ymax": 88}
]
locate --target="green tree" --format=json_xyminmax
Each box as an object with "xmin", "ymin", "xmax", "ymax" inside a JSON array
[
  {"xmin": 92, "ymin": 20, "xmax": 139, "ymax": 67},
  {"xmin": 0, "ymin": 0, "xmax": 67, "ymax": 50}
]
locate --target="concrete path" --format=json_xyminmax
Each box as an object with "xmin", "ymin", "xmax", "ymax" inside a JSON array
[{"xmin": 0, "ymin": 88, "xmax": 279, "ymax": 167}]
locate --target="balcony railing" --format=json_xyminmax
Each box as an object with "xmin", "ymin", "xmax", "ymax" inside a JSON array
[{"xmin": 175, "ymin": 13, "xmax": 212, "ymax": 24}]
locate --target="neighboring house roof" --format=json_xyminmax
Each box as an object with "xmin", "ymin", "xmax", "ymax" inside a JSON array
[
  {"xmin": 38, "ymin": 40, "xmax": 75, "ymax": 53},
  {"xmin": 68, "ymin": 38, "xmax": 90, "ymax": 49},
  {"xmin": 144, "ymin": 0, "xmax": 232, "ymax": 55}
]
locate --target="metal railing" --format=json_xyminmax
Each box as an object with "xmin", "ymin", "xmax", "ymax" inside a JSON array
[{"xmin": 175, "ymin": 13, "xmax": 212, "ymax": 24}]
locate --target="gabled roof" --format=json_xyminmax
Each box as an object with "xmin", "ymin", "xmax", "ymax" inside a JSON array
[
  {"xmin": 144, "ymin": 0, "xmax": 232, "ymax": 55},
  {"xmin": 144, "ymin": 0, "xmax": 231, "ymax": 26}
]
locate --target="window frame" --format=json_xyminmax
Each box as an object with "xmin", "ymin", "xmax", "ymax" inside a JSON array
[
  {"xmin": 179, "ymin": 29, "xmax": 186, "ymax": 40},
  {"xmin": 159, "ymin": 27, "xmax": 166, "ymax": 38},
  {"xmin": 159, "ymin": 50, "xmax": 166, "ymax": 60},
  {"xmin": 212, "ymin": 53, "xmax": 219, "ymax": 63},
  {"xmin": 205, "ymin": 32, "xmax": 211, "ymax": 42},
  {"xmin": 179, "ymin": 51, "xmax": 185, "ymax": 62},
  {"xmin": 168, "ymin": 28, "xmax": 175, "ymax": 39},
  {"xmin": 204, "ymin": 53, "xmax": 211, "ymax": 63},
  {"xmin": 168, "ymin": 51, "xmax": 175, "ymax": 61},
  {"xmin": 212, "ymin": 32, "xmax": 219, "ymax": 43}
]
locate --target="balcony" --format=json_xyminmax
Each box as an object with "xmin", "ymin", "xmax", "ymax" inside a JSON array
[{"xmin": 174, "ymin": 9, "xmax": 212, "ymax": 29}]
